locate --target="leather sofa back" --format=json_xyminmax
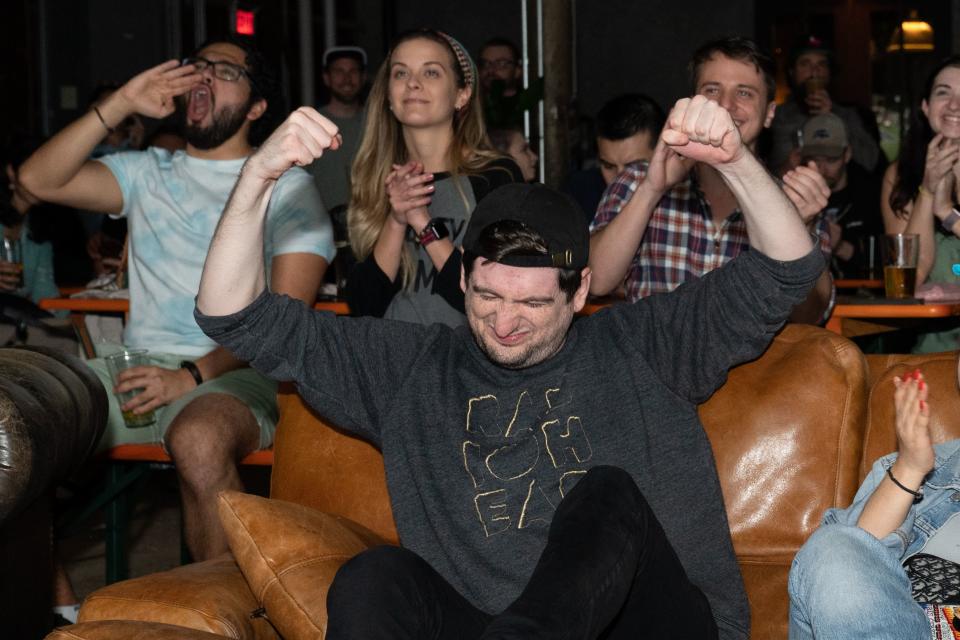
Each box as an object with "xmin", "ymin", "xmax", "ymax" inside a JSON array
[
  {"xmin": 699, "ymin": 325, "xmax": 868, "ymax": 640},
  {"xmin": 270, "ymin": 386, "xmax": 399, "ymax": 544},
  {"xmin": 864, "ymin": 352, "xmax": 960, "ymax": 479}
]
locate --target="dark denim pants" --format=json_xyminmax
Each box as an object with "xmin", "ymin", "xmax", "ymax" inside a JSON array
[{"xmin": 326, "ymin": 465, "xmax": 718, "ymax": 639}]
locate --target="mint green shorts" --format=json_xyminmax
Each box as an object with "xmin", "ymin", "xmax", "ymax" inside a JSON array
[{"xmin": 86, "ymin": 348, "xmax": 278, "ymax": 454}]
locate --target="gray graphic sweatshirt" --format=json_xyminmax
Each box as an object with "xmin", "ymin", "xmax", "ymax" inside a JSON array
[{"xmin": 196, "ymin": 247, "xmax": 823, "ymax": 639}]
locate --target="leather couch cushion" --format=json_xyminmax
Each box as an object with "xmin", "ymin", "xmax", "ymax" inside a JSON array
[
  {"xmin": 79, "ymin": 556, "xmax": 277, "ymax": 639},
  {"xmin": 218, "ymin": 490, "xmax": 388, "ymax": 639},
  {"xmin": 47, "ymin": 620, "xmax": 231, "ymax": 639}
]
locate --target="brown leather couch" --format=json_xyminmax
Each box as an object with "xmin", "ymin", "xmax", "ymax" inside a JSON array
[
  {"xmin": 0, "ymin": 346, "xmax": 107, "ymax": 639},
  {"xmin": 48, "ymin": 325, "xmax": 960, "ymax": 640}
]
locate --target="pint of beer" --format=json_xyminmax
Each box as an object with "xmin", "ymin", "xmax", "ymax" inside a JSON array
[
  {"xmin": 805, "ymin": 77, "xmax": 827, "ymax": 96},
  {"xmin": 881, "ymin": 234, "xmax": 919, "ymax": 299}
]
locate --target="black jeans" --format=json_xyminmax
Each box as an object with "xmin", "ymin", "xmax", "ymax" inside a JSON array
[{"xmin": 326, "ymin": 466, "xmax": 718, "ymax": 639}]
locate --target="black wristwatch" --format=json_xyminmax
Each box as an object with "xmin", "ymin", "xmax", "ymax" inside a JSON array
[
  {"xmin": 416, "ymin": 219, "xmax": 449, "ymax": 247},
  {"xmin": 179, "ymin": 360, "xmax": 203, "ymax": 387}
]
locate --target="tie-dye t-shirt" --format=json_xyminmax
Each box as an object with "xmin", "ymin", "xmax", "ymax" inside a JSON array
[{"xmin": 98, "ymin": 148, "xmax": 334, "ymax": 357}]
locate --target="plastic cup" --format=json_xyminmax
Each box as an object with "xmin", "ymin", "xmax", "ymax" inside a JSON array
[
  {"xmin": 882, "ymin": 234, "xmax": 919, "ymax": 299},
  {"xmin": 105, "ymin": 349, "xmax": 156, "ymax": 428}
]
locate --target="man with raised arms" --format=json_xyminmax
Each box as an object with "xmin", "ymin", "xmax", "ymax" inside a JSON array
[{"xmin": 195, "ymin": 95, "xmax": 822, "ymax": 639}]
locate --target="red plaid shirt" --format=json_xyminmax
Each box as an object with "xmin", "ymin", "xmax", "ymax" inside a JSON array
[{"xmin": 590, "ymin": 162, "xmax": 832, "ymax": 302}]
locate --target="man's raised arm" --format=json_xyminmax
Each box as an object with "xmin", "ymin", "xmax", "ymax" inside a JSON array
[
  {"xmin": 588, "ymin": 139, "xmax": 694, "ymax": 295},
  {"xmin": 197, "ymin": 108, "xmax": 340, "ymax": 317},
  {"xmin": 663, "ymin": 96, "xmax": 813, "ymax": 260},
  {"xmin": 19, "ymin": 60, "xmax": 200, "ymax": 214}
]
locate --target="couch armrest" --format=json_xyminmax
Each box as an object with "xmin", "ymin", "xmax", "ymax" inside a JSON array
[
  {"xmin": 78, "ymin": 556, "xmax": 279, "ymax": 640},
  {"xmin": 47, "ymin": 620, "xmax": 233, "ymax": 639}
]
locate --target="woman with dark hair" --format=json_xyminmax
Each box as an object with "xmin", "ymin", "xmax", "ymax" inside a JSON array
[
  {"xmin": 882, "ymin": 56, "xmax": 960, "ymax": 352},
  {"xmin": 0, "ymin": 159, "xmax": 81, "ymax": 354},
  {"xmin": 0, "ymin": 164, "xmax": 59, "ymax": 307},
  {"xmin": 345, "ymin": 28, "xmax": 522, "ymax": 325}
]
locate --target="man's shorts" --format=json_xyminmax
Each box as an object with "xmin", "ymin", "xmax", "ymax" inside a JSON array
[{"xmin": 86, "ymin": 347, "xmax": 278, "ymax": 454}]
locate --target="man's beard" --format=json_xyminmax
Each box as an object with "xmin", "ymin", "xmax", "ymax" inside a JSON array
[
  {"xmin": 330, "ymin": 86, "xmax": 361, "ymax": 105},
  {"xmin": 472, "ymin": 328, "xmax": 567, "ymax": 370},
  {"xmin": 175, "ymin": 97, "xmax": 252, "ymax": 150}
]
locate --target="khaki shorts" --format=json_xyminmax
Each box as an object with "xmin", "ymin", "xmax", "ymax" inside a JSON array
[{"xmin": 86, "ymin": 347, "xmax": 278, "ymax": 454}]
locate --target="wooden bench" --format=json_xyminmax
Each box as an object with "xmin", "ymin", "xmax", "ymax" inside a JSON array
[{"xmin": 58, "ymin": 444, "xmax": 275, "ymax": 584}]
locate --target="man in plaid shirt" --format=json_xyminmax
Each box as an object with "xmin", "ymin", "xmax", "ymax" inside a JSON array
[{"xmin": 589, "ymin": 37, "xmax": 834, "ymax": 324}]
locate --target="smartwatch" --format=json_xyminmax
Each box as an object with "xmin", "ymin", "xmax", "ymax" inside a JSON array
[
  {"xmin": 942, "ymin": 207, "xmax": 960, "ymax": 234},
  {"xmin": 416, "ymin": 219, "xmax": 449, "ymax": 246}
]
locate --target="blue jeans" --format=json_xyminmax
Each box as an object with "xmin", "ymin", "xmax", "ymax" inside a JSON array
[
  {"xmin": 788, "ymin": 524, "xmax": 930, "ymax": 639},
  {"xmin": 326, "ymin": 466, "xmax": 718, "ymax": 639}
]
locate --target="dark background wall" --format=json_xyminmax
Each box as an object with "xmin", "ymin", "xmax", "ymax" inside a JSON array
[
  {"xmin": 2, "ymin": 0, "xmax": 959, "ymax": 163},
  {"xmin": 394, "ymin": 0, "xmax": 525, "ymax": 58},
  {"xmin": 389, "ymin": 0, "xmax": 754, "ymax": 117},
  {"xmin": 575, "ymin": 0, "xmax": 754, "ymax": 116}
]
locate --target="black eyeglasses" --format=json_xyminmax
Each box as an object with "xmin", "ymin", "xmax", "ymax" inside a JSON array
[{"xmin": 182, "ymin": 57, "xmax": 249, "ymax": 82}]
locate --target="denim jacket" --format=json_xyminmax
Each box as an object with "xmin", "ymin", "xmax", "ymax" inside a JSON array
[{"xmin": 823, "ymin": 439, "xmax": 960, "ymax": 561}]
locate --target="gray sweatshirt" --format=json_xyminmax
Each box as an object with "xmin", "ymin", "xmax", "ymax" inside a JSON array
[{"xmin": 196, "ymin": 247, "xmax": 823, "ymax": 639}]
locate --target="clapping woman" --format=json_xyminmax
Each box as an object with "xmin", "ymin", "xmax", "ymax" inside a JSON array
[
  {"xmin": 882, "ymin": 56, "xmax": 960, "ymax": 352},
  {"xmin": 345, "ymin": 29, "xmax": 522, "ymax": 325}
]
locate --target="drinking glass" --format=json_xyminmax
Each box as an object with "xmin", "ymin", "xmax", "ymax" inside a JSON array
[
  {"xmin": 882, "ymin": 234, "xmax": 919, "ymax": 299},
  {"xmin": 105, "ymin": 349, "xmax": 157, "ymax": 428}
]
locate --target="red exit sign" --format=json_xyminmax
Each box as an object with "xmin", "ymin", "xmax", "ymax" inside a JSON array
[{"xmin": 235, "ymin": 9, "xmax": 255, "ymax": 35}]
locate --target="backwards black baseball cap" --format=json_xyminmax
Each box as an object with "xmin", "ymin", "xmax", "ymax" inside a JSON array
[{"xmin": 462, "ymin": 183, "xmax": 589, "ymax": 270}]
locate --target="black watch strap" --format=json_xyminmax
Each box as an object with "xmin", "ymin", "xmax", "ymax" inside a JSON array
[{"xmin": 179, "ymin": 360, "xmax": 203, "ymax": 386}]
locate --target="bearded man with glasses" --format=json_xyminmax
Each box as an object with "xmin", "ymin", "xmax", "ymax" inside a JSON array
[
  {"xmin": 478, "ymin": 37, "xmax": 527, "ymax": 128},
  {"xmin": 18, "ymin": 38, "xmax": 335, "ymax": 577}
]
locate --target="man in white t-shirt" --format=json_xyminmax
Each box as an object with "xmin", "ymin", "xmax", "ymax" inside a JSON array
[{"xmin": 19, "ymin": 39, "xmax": 335, "ymax": 567}]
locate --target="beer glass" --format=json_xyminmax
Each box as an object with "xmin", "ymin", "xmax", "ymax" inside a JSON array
[
  {"xmin": 882, "ymin": 234, "xmax": 919, "ymax": 299},
  {"xmin": 0, "ymin": 237, "xmax": 24, "ymax": 289}
]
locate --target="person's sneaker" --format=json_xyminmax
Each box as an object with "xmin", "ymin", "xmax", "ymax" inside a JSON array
[
  {"xmin": 51, "ymin": 612, "xmax": 74, "ymax": 628},
  {"xmin": 51, "ymin": 604, "xmax": 81, "ymax": 626}
]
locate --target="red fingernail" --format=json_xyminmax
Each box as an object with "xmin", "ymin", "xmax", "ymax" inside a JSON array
[
  {"xmin": 920, "ymin": 400, "xmax": 927, "ymax": 411},
  {"xmin": 914, "ymin": 368, "xmax": 922, "ymax": 378},
  {"xmin": 919, "ymin": 380, "xmax": 926, "ymax": 391}
]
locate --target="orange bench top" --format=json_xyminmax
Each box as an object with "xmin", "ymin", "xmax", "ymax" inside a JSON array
[
  {"xmin": 40, "ymin": 297, "xmax": 351, "ymax": 316},
  {"xmin": 103, "ymin": 443, "xmax": 274, "ymax": 466}
]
